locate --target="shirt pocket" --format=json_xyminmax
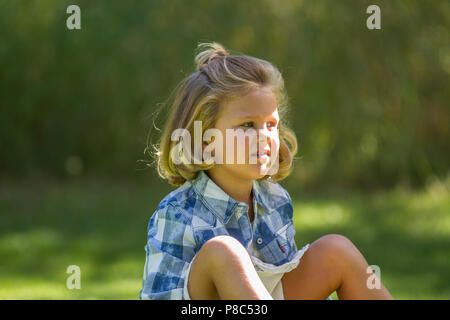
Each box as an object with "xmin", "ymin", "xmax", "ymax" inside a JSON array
[
  {"xmin": 274, "ymin": 222, "xmax": 296, "ymax": 256},
  {"xmin": 275, "ymin": 223, "xmax": 291, "ymax": 242}
]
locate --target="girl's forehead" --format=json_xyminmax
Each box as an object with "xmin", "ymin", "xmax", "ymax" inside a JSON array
[{"xmin": 221, "ymin": 88, "xmax": 279, "ymax": 121}]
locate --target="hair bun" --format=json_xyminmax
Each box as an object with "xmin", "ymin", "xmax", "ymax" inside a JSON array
[{"xmin": 194, "ymin": 42, "xmax": 229, "ymax": 70}]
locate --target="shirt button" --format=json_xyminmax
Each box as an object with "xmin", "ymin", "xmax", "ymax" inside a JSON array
[{"xmin": 256, "ymin": 238, "xmax": 263, "ymax": 245}]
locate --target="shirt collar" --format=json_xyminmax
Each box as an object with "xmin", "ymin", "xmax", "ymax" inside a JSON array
[{"xmin": 191, "ymin": 170, "xmax": 281, "ymax": 224}]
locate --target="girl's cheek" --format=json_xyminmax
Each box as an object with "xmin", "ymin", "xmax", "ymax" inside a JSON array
[
  {"xmin": 246, "ymin": 133, "xmax": 259, "ymax": 154},
  {"xmin": 273, "ymin": 133, "xmax": 280, "ymax": 146},
  {"xmin": 270, "ymin": 134, "xmax": 280, "ymax": 155}
]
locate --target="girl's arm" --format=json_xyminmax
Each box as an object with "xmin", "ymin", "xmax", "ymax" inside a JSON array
[{"xmin": 139, "ymin": 203, "xmax": 196, "ymax": 300}]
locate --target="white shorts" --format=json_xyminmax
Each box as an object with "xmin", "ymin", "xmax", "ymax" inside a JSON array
[{"xmin": 183, "ymin": 243, "xmax": 332, "ymax": 300}]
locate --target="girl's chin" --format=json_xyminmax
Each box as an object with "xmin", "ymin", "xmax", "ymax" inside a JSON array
[
  {"xmin": 246, "ymin": 163, "xmax": 272, "ymax": 177},
  {"xmin": 219, "ymin": 161, "xmax": 274, "ymax": 179}
]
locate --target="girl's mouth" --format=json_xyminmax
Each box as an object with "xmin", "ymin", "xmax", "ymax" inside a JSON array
[
  {"xmin": 255, "ymin": 152, "xmax": 269, "ymax": 159},
  {"xmin": 251, "ymin": 149, "xmax": 271, "ymax": 159}
]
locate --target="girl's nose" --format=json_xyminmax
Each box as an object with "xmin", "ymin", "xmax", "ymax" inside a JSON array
[{"xmin": 257, "ymin": 127, "xmax": 272, "ymax": 146}]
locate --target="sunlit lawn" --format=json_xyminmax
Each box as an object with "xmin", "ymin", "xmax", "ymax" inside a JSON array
[{"xmin": 0, "ymin": 176, "xmax": 449, "ymax": 299}]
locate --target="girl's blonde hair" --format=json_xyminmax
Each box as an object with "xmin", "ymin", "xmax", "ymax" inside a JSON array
[{"xmin": 149, "ymin": 42, "xmax": 298, "ymax": 186}]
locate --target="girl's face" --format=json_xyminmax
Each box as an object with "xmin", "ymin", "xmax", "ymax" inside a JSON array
[{"xmin": 207, "ymin": 86, "xmax": 280, "ymax": 181}]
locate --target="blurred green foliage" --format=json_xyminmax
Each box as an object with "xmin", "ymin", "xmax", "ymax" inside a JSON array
[
  {"xmin": 0, "ymin": 0, "xmax": 448, "ymax": 189},
  {"xmin": 0, "ymin": 1, "xmax": 449, "ymax": 299}
]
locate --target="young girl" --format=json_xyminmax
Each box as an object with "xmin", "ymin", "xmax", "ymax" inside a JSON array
[{"xmin": 139, "ymin": 42, "xmax": 393, "ymax": 300}]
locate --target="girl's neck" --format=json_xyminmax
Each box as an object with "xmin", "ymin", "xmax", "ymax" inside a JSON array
[{"xmin": 205, "ymin": 169, "xmax": 253, "ymax": 206}]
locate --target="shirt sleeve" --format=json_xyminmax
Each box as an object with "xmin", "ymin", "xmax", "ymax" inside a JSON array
[
  {"xmin": 281, "ymin": 188, "xmax": 299, "ymax": 253},
  {"xmin": 139, "ymin": 203, "xmax": 196, "ymax": 300}
]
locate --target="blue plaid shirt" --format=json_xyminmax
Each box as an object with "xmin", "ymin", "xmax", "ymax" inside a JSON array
[{"xmin": 139, "ymin": 170, "xmax": 300, "ymax": 300}]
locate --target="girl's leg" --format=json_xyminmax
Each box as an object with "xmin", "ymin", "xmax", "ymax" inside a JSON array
[
  {"xmin": 187, "ymin": 235, "xmax": 273, "ymax": 300},
  {"xmin": 282, "ymin": 234, "xmax": 394, "ymax": 300}
]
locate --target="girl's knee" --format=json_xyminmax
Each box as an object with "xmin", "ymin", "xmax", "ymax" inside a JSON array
[
  {"xmin": 190, "ymin": 235, "xmax": 270, "ymax": 300},
  {"xmin": 199, "ymin": 235, "xmax": 250, "ymax": 266},
  {"xmin": 315, "ymin": 234, "xmax": 356, "ymax": 250},
  {"xmin": 310, "ymin": 234, "xmax": 364, "ymax": 267}
]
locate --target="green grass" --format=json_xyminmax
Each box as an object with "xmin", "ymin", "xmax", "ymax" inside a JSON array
[{"xmin": 0, "ymin": 177, "xmax": 449, "ymax": 299}]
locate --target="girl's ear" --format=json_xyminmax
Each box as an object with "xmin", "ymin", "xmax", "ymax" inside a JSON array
[
  {"xmin": 202, "ymin": 136, "xmax": 215, "ymax": 147},
  {"xmin": 203, "ymin": 137, "xmax": 216, "ymax": 158}
]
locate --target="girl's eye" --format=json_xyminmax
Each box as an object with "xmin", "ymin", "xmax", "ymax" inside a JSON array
[
  {"xmin": 239, "ymin": 121, "xmax": 278, "ymax": 129},
  {"xmin": 267, "ymin": 121, "xmax": 279, "ymax": 130},
  {"xmin": 240, "ymin": 122, "xmax": 254, "ymax": 128}
]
